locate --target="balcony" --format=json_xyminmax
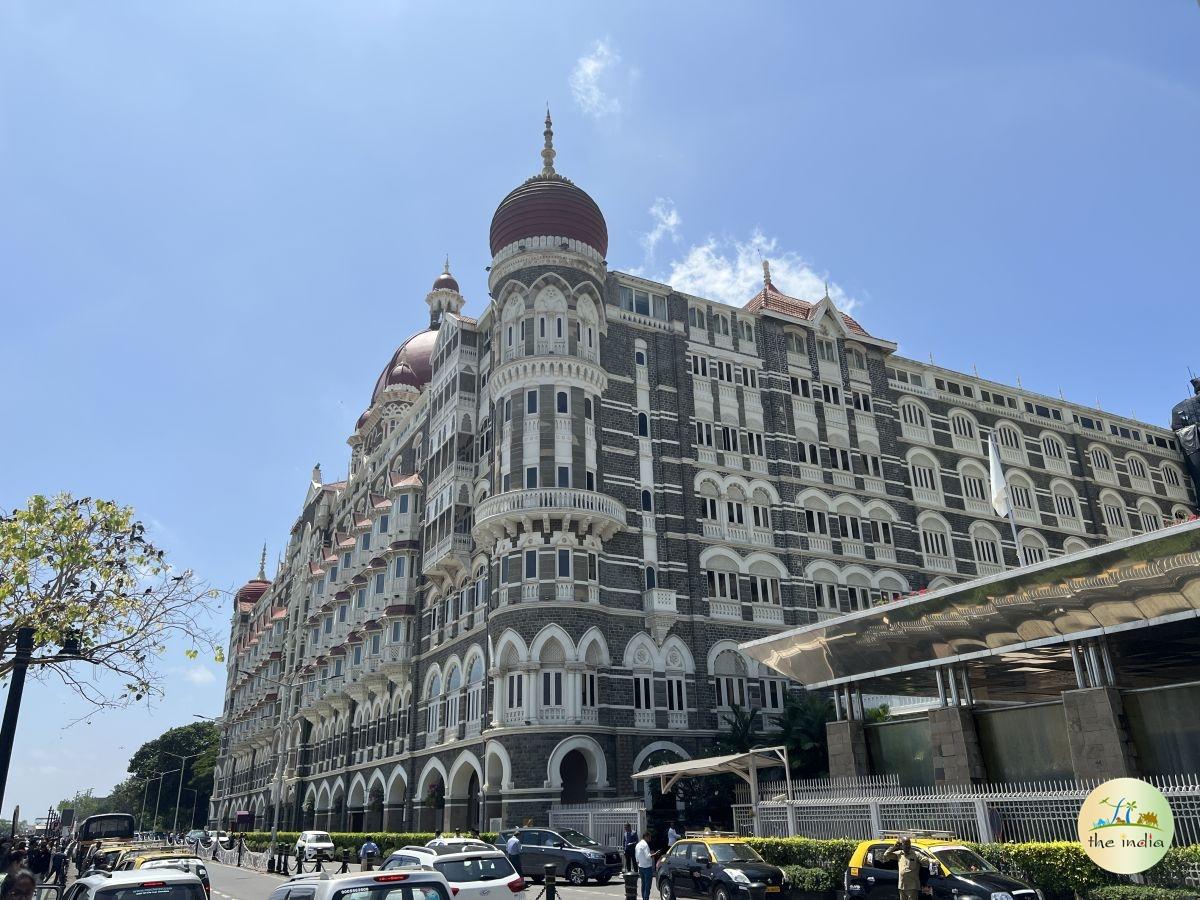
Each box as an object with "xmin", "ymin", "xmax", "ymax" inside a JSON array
[
  {"xmin": 913, "ymin": 486, "xmax": 940, "ymax": 506},
  {"xmin": 643, "ymin": 588, "xmax": 677, "ymax": 615},
  {"xmin": 521, "ymin": 583, "xmax": 539, "ymax": 602},
  {"xmin": 799, "ymin": 464, "xmax": 822, "ymax": 483},
  {"xmin": 702, "ymin": 521, "xmax": 722, "ymax": 539},
  {"xmin": 793, "ymin": 397, "xmax": 816, "ymax": 422},
  {"xmin": 998, "ymin": 445, "xmax": 1025, "ymax": 465},
  {"xmin": 473, "ymin": 488, "xmax": 627, "ymax": 542},
  {"xmin": 422, "ymin": 532, "xmax": 472, "ymax": 578},
  {"xmin": 872, "ymin": 544, "xmax": 896, "ymax": 563},
  {"xmin": 975, "ymin": 562, "xmax": 1003, "ymax": 577},
  {"xmin": 750, "ymin": 529, "xmax": 773, "ymax": 547},
  {"xmin": 952, "ymin": 433, "xmax": 980, "ymax": 454},
  {"xmin": 1013, "ymin": 506, "xmax": 1040, "ymax": 525},
  {"xmin": 807, "ymin": 534, "xmax": 833, "ymax": 554},
  {"xmin": 924, "ymin": 555, "xmax": 956, "ymax": 573},
  {"xmin": 831, "ymin": 470, "xmax": 855, "ymax": 488},
  {"xmin": 751, "ymin": 603, "xmax": 784, "ymax": 625},
  {"xmin": 1164, "ymin": 481, "xmax": 1189, "ymax": 502},
  {"xmin": 540, "ymin": 705, "xmax": 569, "ymax": 723},
  {"xmin": 855, "ymin": 412, "xmax": 877, "ymax": 437},
  {"xmin": 1093, "ymin": 467, "xmax": 1119, "ymax": 487},
  {"xmin": 579, "ymin": 707, "xmax": 598, "ymax": 725},
  {"xmin": 824, "ymin": 405, "xmax": 848, "ymax": 430},
  {"xmin": 555, "ymin": 582, "xmax": 574, "ymax": 602},
  {"xmin": 667, "ymin": 710, "xmax": 687, "ymax": 729},
  {"xmin": 1045, "ymin": 456, "xmax": 1070, "ymax": 476},
  {"xmin": 634, "ymin": 709, "xmax": 655, "ymax": 728},
  {"xmin": 901, "ymin": 422, "xmax": 932, "ymax": 443},
  {"xmin": 728, "ymin": 524, "xmax": 750, "ymax": 543},
  {"xmin": 863, "ymin": 475, "xmax": 886, "ymax": 495},
  {"xmin": 1059, "ymin": 516, "xmax": 1085, "ymax": 533},
  {"xmin": 840, "ymin": 538, "xmax": 866, "ymax": 558},
  {"xmin": 698, "ymin": 447, "xmax": 717, "ymax": 466},
  {"xmin": 710, "ymin": 598, "xmax": 741, "ymax": 619},
  {"xmin": 964, "ymin": 497, "xmax": 992, "ymax": 516}
]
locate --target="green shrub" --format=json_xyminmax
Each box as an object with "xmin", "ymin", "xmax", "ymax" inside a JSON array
[
  {"xmin": 231, "ymin": 831, "xmax": 497, "ymax": 854},
  {"xmin": 746, "ymin": 837, "xmax": 858, "ymax": 882},
  {"xmin": 780, "ymin": 866, "xmax": 835, "ymax": 893},
  {"xmin": 1089, "ymin": 887, "xmax": 1200, "ymax": 900}
]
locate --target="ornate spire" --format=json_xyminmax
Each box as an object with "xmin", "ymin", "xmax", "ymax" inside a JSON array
[
  {"xmin": 541, "ymin": 107, "xmax": 556, "ymax": 177},
  {"xmin": 762, "ymin": 259, "xmax": 771, "ymax": 289},
  {"xmin": 823, "ymin": 280, "xmax": 830, "ymax": 300},
  {"xmin": 258, "ymin": 544, "xmax": 267, "ymax": 580},
  {"xmin": 443, "ymin": 255, "xmax": 451, "ymax": 275}
]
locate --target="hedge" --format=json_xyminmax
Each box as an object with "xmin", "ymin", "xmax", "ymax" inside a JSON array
[
  {"xmin": 779, "ymin": 866, "xmax": 835, "ymax": 893},
  {"xmin": 1090, "ymin": 888, "xmax": 1200, "ymax": 900},
  {"xmin": 234, "ymin": 832, "xmax": 498, "ymax": 854},
  {"xmin": 231, "ymin": 832, "xmax": 1200, "ymax": 898}
]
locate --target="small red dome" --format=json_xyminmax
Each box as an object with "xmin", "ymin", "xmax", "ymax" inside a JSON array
[
  {"xmin": 432, "ymin": 271, "xmax": 459, "ymax": 292},
  {"xmin": 235, "ymin": 578, "xmax": 271, "ymax": 607},
  {"xmin": 490, "ymin": 175, "xmax": 608, "ymax": 258}
]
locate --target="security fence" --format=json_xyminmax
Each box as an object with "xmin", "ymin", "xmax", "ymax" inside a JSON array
[
  {"xmin": 732, "ymin": 773, "xmax": 1200, "ymax": 845},
  {"xmin": 548, "ymin": 800, "xmax": 646, "ymax": 848}
]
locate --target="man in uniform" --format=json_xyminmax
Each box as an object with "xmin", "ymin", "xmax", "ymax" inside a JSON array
[{"xmin": 883, "ymin": 836, "xmax": 924, "ymax": 900}]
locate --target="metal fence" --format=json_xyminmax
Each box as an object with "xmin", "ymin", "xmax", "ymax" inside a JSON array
[
  {"xmin": 549, "ymin": 800, "xmax": 646, "ymax": 848},
  {"xmin": 732, "ymin": 773, "xmax": 1200, "ymax": 846}
]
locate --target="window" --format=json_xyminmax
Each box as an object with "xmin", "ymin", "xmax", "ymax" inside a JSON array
[
  {"xmin": 1054, "ymin": 490, "xmax": 1078, "ymax": 519},
  {"xmin": 921, "ymin": 524, "xmax": 950, "ymax": 558},
  {"xmin": 962, "ymin": 469, "xmax": 987, "ymax": 502},
  {"xmin": 749, "ymin": 575, "xmax": 780, "ymax": 604},
  {"xmin": 861, "ymin": 452, "xmax": 883, "ymax": 478},
  {"xmin": 804, "ymin": 508, "xmax": 830, "ymax": 535},
  {"xmin": 762, "ymin": 678, "xmax": 786, "ymax": 710},
  {"xmin": 900, "ymin": 401, "xmax": 927, "ymax": 428},
  {"xmin": 687, "ymin": 307, "xmax": 703, "ymax": 329},
  {"xmin": 586, "ymin": 470, "xmax": 596, "ymax": 491},
  {"xmin": 635, "ymin": 350, "xmax": 646, "ymax": 366},
  {"xmin": 638, "ymin": 412, "xmax": 649, "ymax": 437},
  {"xmin": 820, "ymin": 383, "xmax": 841, "ymax": 405},
  {"xmin": 556, "ymin": 316, "xmax": 563, "ymax": 338},
  {"xmin": 742, "ymin": 431, "xmax": 765, "ymax": 456},
  {"xmin": 689, "ymin": 354, "xmax": 709, "ymax": 377},
  {"xmin": 584, "ymin": 397, "xmax": 593, "ymax": 419},
  {"xmin": 872, "ymin": 519, "xmax": 894, "ymax": 546},
  {"xmin": 378, "ymin": 513, "xmax": 389, "ymax": 533},
  {"xmin": 556, "ymin": 391, "xmax": 568, "ymax": 414},
  {"xmin": 912, "ymin": 461, "xmax": 938, "ymax": 492},
  {"xmin": 504, "ymin": 398, "xmax": 512, "ymax": 421},
  {"xmin": 1140, "ymin": 507, "xmax": 1161, "ymax": 532},
  {"xmin": 726, "ymin": 500, "xmax": 744, "ymax": 525},
  {"xmin": 645, "ymin": 566, "xmax": 657, "ymax": 589},
  {"xmin": 525, "ymin": 466, "xmax": 538, "ymax": 489},
  {"xmin": 706, "ymin": 569, "xmax": 740, "ymax": 601},
  {"xmin": 373, "ymin": 573, "xmax": 386, "ymax": 594},
  {"xmin": 846, "ymin": 585, "xmax": 869, "ymax": 611},
  {"xmin": 1042, "ymin": 436, "xmax": 1065, "ymax": 460},
  {"xmin": 581, "ymin": 672, "xmax": 598, "ymax": 708},
  {"xmin": 951, "ymin": 414, "xmax": 975, "ymax": 440},
  {"xmin": 713, "ymin": 651, "xmax": 746, "ymax": 708},
  {"xmin": 790, "ymin": 376, "xmax": 811, "ymax": 397},
  {"xmin": 817, "ymin": 338, "xmax": 837, "ymax": 363},
  {"xmin": 699, "ymin": 495, "xmax": 718, "ymax": 520},
  {"xmin": 751, "ymin": 503, "xmax": 770, "ymax": 528},
  {"xmin": 828, "ymin": 446, "xmax": 852, "ymax": 471},
  {"xmin": 973, "ymin": 532, "xmax": 1000, "ymax": 565},
  {"xmin": 1010, "ymin": 481, "xmax": 1034, "ymax": 510},
  {"xmin": 641, "ymin": 489, "xmax": 653, "ymax": 512},
  {"xmin": 371, "ymin": 634, "xmax": 381, "ymax": 655},
  {"xmin": 787, "ymin": 333, "xmax": 806, "ymax": 355},
  {"xmin": 507, "ymin": 672, "xmax": 524, "ymax": 710},
  {"xmin": 666, "ymin": 676, "xmax": 685, "ymax": 712},
  {"xmin": 997, "ymin": 425, "xmax": 1023, "ymax": 451},
  {"xmin": 848, "ymin": 347, "xmax": 867, "ymax": 370},
  {"xmin": 542, "ymin": 670, "xmax": 563, "ymax": 706},
  {"xmin": 524, "ymin": 550, "xmax": 537, "ymax": 580},
  {"xmin": 526, "ymin": 390, "xmax": 538, "ymax": 414},
  {"xmin": 695, "ymin": 422, "xmax": 714, "ymax": 447},
  {"xmin": 557, "ymin": 548, "xmax": 571, "ymax": 578},
  {"xmin": 1128, "ymin": 456, "xmax": 1148, "ymax": 481},
  {"xmin": 851, "ymin": 391, "xmax": 873, "ymax": 413},
  {"xmin": 1020, "ymin": 539, "xmax": 1046, "ymax": 566},
  {"xmin": 359, "ymin": 532, "xmax": 371, "ymax": 552},
  {"xmin": 1091, "ymin": 447, "xmax": 1113, "ymax": 471},
  {"xmin": 837, "ymin": 514, "xmax": 864, "ymax": 541},
  {"xmin": 557, "ymin": 465, "xmax": 570, "ymax": 487},
  {"xmin": 798, "ymin": 441, "xmax": 819, "ymax": 465},
  {"xmin": 337, "ymin": 604, "xmax": 348, "ymax": 623},
  {"xmin": 1164, "ymin": 465, "xmax": 1182, "ymax": 487},
  {"xmin": 814, "ymin": 581, "xmax": 838, "ymax": 609},
  {"xmin": 343, "ymin": 550, "xmax": 352, "ymax": 568},
  {"xmin": 633, "ymin": 674, "xmax": 653, "ymax": 710}
]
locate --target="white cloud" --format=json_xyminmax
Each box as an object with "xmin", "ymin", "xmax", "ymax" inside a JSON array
[
  {"xmin": 654, "ymin": 227, "xmax": 858, "ymax": 314},
  {"xmin": 570, "ymin": 40, "xmax": 622, "ymax": 118},
  {"xmin": 183, "ymin": 665, "xmax": 216, "ymax": 685},
  {"xmin": 641, "ymin": 197, "xmax": 681, "ymax": 259}
]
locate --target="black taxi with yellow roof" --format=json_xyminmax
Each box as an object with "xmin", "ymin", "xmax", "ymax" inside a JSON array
[
  {"xmin": 846, "ymin": 833, "xmax": 1042, "ymax": 900},
  {"xmin": 657, "ymin": 832, "xmax": 790, "ymax": 900}
]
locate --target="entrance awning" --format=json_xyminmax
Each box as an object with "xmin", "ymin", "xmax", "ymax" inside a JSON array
[{"xmin": 633, "ymin": 747, "xmax": 795, "ymax": 836}]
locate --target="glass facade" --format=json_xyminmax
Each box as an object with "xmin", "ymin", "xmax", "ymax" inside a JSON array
[
  {"xmin": 1125, "ymin": 684, "xmax": 1200, "ymax": 774},
  {"xmin": 976, "ymin": 702, "xmax": 1072, "ymax": 781},
  {"xmin": 866, "ymin": 717, "xmax": 934, "ymax": 785}
]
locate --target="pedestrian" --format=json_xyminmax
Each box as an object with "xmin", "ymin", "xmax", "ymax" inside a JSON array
[
  {"xmin": 883, "ymin": 836, "xmax": 923, "ymax": 900},
  {"xmin": 468, "ymin": 829, "xmax": 481, "ymax": 841},
  {"xmin": 0, "ymin": 869, "xmax": 35, "ymax": 900},
  {"xmin": 622, "ymin": 823, "xmax": 637, "ymax": 873},
  {"xmin": 666, "ymin": 824, "xmax": 680, "ymax": 847},
  {"xmin": 50, "ymin": 844, "xmax": 67, "ymax": 888},
  {"xmin": 504, "ymin": 830, "xmax": 522, "ymax": 878},
  {"xmin": 1, "ymin": 852, "xmax": 26, "ymax": 890},
  {"xmin": 27, "ymin": 844, "xmax": 49, "ymax": 883},
  {"xmin": 359, "ymin": 836, "xmax": 380, "ymax": 872},
  {"xmin": 634, "ymin": 831, "xmax": 655, "ymax": 900}
]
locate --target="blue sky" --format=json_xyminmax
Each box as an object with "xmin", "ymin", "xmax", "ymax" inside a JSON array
[{"xmin": 1, "ymin": 1, "xmax": 1198, "ymax": 820}]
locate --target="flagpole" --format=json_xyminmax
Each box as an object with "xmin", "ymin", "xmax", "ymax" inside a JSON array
[{"xmin": 1006, "ymin": 507, "xmax": 1021, "ymax": 568}]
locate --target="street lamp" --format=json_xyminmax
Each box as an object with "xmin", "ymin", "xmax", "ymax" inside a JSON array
[
  {"xmin": 163, "ymin": 752, "xmax": 203, "ymax": 836},
  {"xmin": 150, "ymin": 768, "xmax": 181, "ymax": 834}
]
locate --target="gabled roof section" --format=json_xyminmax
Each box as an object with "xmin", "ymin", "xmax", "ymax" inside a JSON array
[{"xmin": 744, "ymin": 279, "xmax": 873, "ymax": 340}]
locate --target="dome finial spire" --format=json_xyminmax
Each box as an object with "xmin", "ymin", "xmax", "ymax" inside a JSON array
[
  {"xmin": 258, "ymin": 543, "xmax": 267, "ymax": 580},
  {"xmin": 762, "ymin": 259, "xmax": 771, "ymax": 288},
  {"xmin": 443, "ymin": 255, "xmax": 451, "ymax": 275},
  {"xmin": 541, "ymin": 106, "xmax": 556, "ymax": 176}
]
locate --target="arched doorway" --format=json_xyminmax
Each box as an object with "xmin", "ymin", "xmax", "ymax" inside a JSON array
[
  {"xmin": 559, "ymin": 750, "xmax": 590, "ymax": 804},
  {"xmin": 465, "ymin": 771, "xmax": 481, "ymax": 831}
]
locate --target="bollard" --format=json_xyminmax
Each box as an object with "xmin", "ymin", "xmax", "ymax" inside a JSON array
[
  {"xmin": 623, "ymin": 870, "xmax": 638, "ymax": 900},
  {"xmin": 295, "ymin": 848, "xmax": 304, "ymax": 875},
  {"xmin": 339, "ymin": 848, "xmax": 350, "ymax": 874},
  {"xmin": 544, "ymin": 864, "xmax": 557, "ymax": 900},
  {"xmin": 280, "ymin": 847, "xmax": 291, "ymax": 876},
  {"xmin": 237, "ymin": 839, "xmax": 245, "ymax": 868},
  {"xmin": 268, "ymin": 849, "xmax": 276, "ymax": 874}
]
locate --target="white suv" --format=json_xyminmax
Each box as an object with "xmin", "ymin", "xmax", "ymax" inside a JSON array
[
  {"xmin": 270, "ymin": 868, "xmax": 453, "ymax": 900},
  {"xmin": 424, "ymin": 851, "xmax": 524, "ymax": 900},
  {"xmin": 295, "ymin": 831, "xmax": 337, "ymax": 861},
  {"xmin": 59, "ymin": 867, "xmax": 207, "ymax": 900}
]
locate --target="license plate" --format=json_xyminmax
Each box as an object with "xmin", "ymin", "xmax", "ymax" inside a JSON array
[{"xmin": 766, "ymin": 887, "xmax": 781, "ymax": 893}]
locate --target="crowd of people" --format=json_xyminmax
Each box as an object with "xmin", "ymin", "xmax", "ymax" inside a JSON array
[{"xmin": 0, "ymin": 836, "xmax": 71, "ymax": 900}]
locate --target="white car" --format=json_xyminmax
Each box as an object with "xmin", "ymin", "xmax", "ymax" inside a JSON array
[
  {"xmin": 59, "ymin": 867, "xmax": 207, "ymax": 900},
  {"xmin": 424, "ymin": 850, "xmax": 525, "ymax": 900},
  {"xmin": 424, "ymin": 839, "xmax": 494, "ymax": 854},
  {"xmin": 272, "ymin": 868, "xmax": 453, "ymax": 900},
  {"xmin": 382, "ymin": 847, "xmax": 440, "ymax": 869},
  {"xmin": 295, "ymin": 830, "xmax": 336, "ymax": 861}
]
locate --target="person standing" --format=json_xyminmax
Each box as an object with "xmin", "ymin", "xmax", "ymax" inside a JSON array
[
  {"xmin": 666, "ymin": 825, "xmax": 680, "ymax": 847},
  {"xmin": 634, "ymin": 831, "xmax": 655, "ymax": 900},
  {"xmin": 359, "ymin": 837, "xmax": 380, "ymax": 872},
  {"xmin": 883, "ymin": 837, "xmax": 923, "ymax": 900},
  {"xmin": 622, "ymin": 824, "xmax": 637, "ymax": 873},
  {"xmin": 505, "ymin": 831, "xmax": 523, "ymax": 878}
]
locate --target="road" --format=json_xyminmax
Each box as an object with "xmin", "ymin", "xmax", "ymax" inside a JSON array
[{"xmin": 206, "ymin": 861, "xmax": 642, "ymax": 900}]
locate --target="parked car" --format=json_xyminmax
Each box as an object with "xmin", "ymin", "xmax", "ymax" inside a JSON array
[
  {"xmin": 185, "ymin": 830, "xmax": 207, "ymax": 844},
  {"xmin": 116, "ymin": 851, "xmax": 211, "ymax": 900},
  {"xmin": 426, "ymin": 838, "xmax": 494, "ymax": 854},
  {"xmin": 495, "ymin": 828, "xmax": 622, "ymax": 886},
  {"xmin": 57, "ymin": 866, "xmax": 207, "ymax": 900},
  {"xmin": 656, "ymin": 835, "xmax": 789, "ymax": 900},
  {"xmin": 295, "ymin": 831, "xmax": 336, "ymax": 861},
  {"xmin": 845, "ymin": 836, "xmax": 1042, "ymax": 900},
  {"xmin": 381, "ymin": 846, "xmax": 440, "ymax": 869},
  {"xmin": 271, "ymin": 867, "xmax": 453, "ymax": 900},
  {"xmin": 426, "ymin": 850, "xmax": 525, "ymax": 900}
]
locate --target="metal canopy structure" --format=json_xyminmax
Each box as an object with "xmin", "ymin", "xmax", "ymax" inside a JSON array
[
  {"xmin": 741, "ymin": 518, "xmax": 1200, "ymax": 701},
  {"xmin": 633, "ymin": 746, "xmax": 795, "ymax": 836}
]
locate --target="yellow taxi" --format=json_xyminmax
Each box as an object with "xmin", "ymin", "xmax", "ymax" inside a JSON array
[
  {"xmin": 657, "ymin": 833, "xmax": 789, "ymax": 900},
  {"xmin": 116, "ymin": 849, "xmax": 211, "ymax": 899},
  {"xmin": 845, "ymin": 833, "xmax": 1041, "ymax": 900}
]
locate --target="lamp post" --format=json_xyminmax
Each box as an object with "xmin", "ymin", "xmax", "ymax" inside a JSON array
[
  {"xmin": 151, "ymin": 768, "xmax": 181, "ymax": 834},
  {"xmin": 164, "ymin": 752, "xmax": 202, "ymax": 837}
]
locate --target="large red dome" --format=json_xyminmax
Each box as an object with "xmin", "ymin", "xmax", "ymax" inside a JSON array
[
  {"xmin": 489, "ymin": 175, "xmax": 608, "ymax": 258},
  {"xmin": 235, "ymin": 577, "xmax": 270, "ymax": 607},
  {"xmin": 370, "ymin": 328, "xmax": 437, "ymax": 405}
]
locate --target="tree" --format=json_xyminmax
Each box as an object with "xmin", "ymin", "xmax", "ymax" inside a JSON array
[
  {"xmin": 714, "ymin": 704, "xmax": 761, "ymax": 755},
  {"xmin": 0, "ymin": 494, "xmax": 223, "ymax": 709},
  {"xmin": 776, "ymin": 690, "xmax": 836, "ymax": 778},
  {"xmin": 126, "ymin": 722, "xmax": 219, "ymax": 831}
]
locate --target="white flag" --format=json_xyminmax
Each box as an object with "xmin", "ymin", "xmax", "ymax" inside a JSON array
[{"xmin": 988, "ymin": 437, "xmax": 1011, "ymax": 517}]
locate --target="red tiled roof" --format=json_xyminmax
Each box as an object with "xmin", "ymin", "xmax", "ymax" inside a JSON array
[
  {"xmin": 371, "ymin": 493, "xmax": 390, "ymax": 510},
  {"xmin": 744, "ymin": 282, "xmax": 870, "ymax": 337},
  {"xmin": 390, "ymin": 472, "xmax": 422, "ymax": 489}
]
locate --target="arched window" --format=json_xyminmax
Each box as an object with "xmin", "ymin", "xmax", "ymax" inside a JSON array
[
  {"xmin": 539, "ymin": 638, "xmax": 566, "ymax": 712},
  {"xmin": 908, "ymin": 451, "xmax": 942, "ymax": 504},
  {"xmin": 918, "ymin": 515, "xmax": 955, "ymax": 572},
  {"xmin": 1008, "ymin": 471, "xmax": 1038, "ymax": 523},
  {"xmin": 584, "ymin": 397, "xmax": 593, "ymax": 420},
  {"xmin": 994, "ymin": 423, "xmax": 1025, "ymax": 463},
  {"xmin": 425, "ymin": 673, "xmax": 442, "ymax": 734},
  {"xmin": 899, "ymin": 400, "xmax": 931, "ymax": 442},
  {"xmin": 1019, "ymin": 531, "xmax": 1048, "ymax": 566},
  {"xmin": 466, "ymin": 657, "xmax": 485, "ymax": 725},
  {"xmin": 635, "ymin": 350, "xmax": 646, "ymax": 366},
  {"xmin": 1090, "ymin": 446, "xmax": 1113, "ymax": 472},
  {"xmin": 1052, "ymin": 482, "xmax": 1082, "ymax": 529},
  {"xmin": 637, "ymin": 412, "xmax": 649, "ymax": 437},
  {"xmin": 959, "ymin": 461, "xmax": 989, "ymax": 512},
  {"xmin": 1163, "ymin": 464, "xmax": 1183, "ymax": 489},
  {"xmin": 704, "ymin": 556, "xmax": 741, "ymax": 603},
  {"xmin": 1041, "ymin": 434, "xmax": 1067, "ymax": 471},
  {"xmin": 748, "ymin": 560, "xmax": 783, "ymax": 605},
  {"xmin": 641, "ymin": 489, "xmax": 653, "ymax": 512},
  {"xmin": 1137, "ymin": 501, "xmax": 1162, "ymax": 533},
  {"xmin": 712, "ymin": 650, "xmax": 747, "ymax": 708},
  {"xmin": 557, "ymin": 391, "xmax": 569, "ymax": 414},
  {"xmin": 645, "ymin": 566, "xmax": 657, "ymax": 590},
  {"xmin": 970, "ymin": 523, "xmax": 1003, "ymax": 572},
  {"xmin": 444, "ymin": 666, "xmax": 462, "ymax": 728},
  {"xmin": 949, "ymin": 412, "xmax": 978, "ymax": 452},
  {"xmin": 1099, "ymin": 490, "xmax": 1128, "ymax": 535}
]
